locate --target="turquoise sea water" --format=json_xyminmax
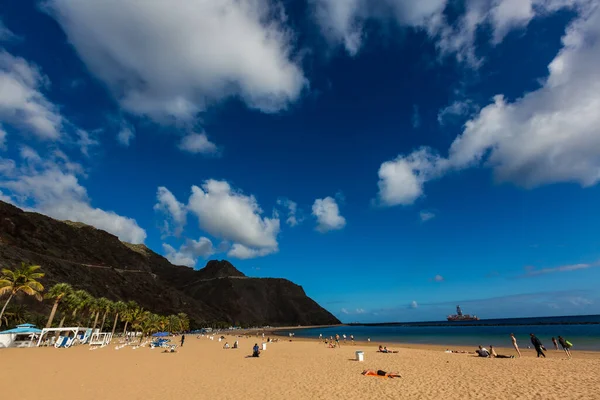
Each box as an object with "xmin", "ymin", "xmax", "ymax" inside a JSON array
[{"xmin": 279, "ymin": 315, "xmax": 600, "ymax": 351}]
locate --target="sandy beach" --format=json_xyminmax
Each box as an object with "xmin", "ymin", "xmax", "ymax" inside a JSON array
[{"xmin": 3, "ymin": 334, "xmax": 599, "ymax": 400}]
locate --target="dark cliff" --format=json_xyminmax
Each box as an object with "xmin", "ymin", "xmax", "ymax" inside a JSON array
[{"xmin": 0, "ymin": 201, "xmax": 340, "ymax": 327}]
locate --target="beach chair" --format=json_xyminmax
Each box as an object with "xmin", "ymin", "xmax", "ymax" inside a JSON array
[{"xmin": 54, "ymin": 337, "xmax": 67, "ymax": 348}]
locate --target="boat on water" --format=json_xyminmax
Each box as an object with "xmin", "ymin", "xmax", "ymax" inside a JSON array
[{"xmin": 447, "ymin": 305, "xmax": 479, "ymax": 321}]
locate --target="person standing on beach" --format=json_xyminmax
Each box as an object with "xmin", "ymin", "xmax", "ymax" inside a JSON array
[
  {"xmin": 335, "ymin": 334, "xmax": 340, "ymax": 347},
  {"xmin": 552, "ymin": 337, "xmax": 558, "ymax": 350},
  {"xmin": 180, "ymin": 334, "xmax": 185, "ymax": 347},
  {"xmin": 350, "ymin": 334, "xmax": 354, "ymax": 344},
  {"xmin": 558, "ymin": 336, "xmax": 573, "ymax": 358},
  {"xmin": 530, "ymin": 333, "xmax": 545, "ymax": 358},
  {"xmin": 510, "ymin": 333, "xmax": 522, "ymax": 357}
]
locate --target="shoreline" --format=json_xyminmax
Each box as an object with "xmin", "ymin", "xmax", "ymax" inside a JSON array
[{"xmin": 261, "ymin": 325, "xmax": 600, "ymax": 355}]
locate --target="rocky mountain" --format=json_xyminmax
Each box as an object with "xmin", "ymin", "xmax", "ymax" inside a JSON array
[{"xmin": 0, "ymin": 201, "xmax": 340, "ymax": 327}]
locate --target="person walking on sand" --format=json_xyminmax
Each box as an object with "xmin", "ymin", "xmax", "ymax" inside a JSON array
[
  {"xmin": 180, "ymin": 334, "xmax": 185, "ymax": 347},
  {"xmin": 335, "ymin": 334, "xmax": 340, "ymax": 347},
  {"xmin": 552, "ymin": 337, "xmax": 558, "ymax": 350},
  {"xmin": 558, "ymin": 336, "xmax": 572, "ymax": 358},
  {"xmin": 350, "ymin": 334, "xmax": 354, "ymax": 344},
  {"xmin": 530, "ymin": 333, "xmax": 545, "ymax": 358},
  {"xmin": 510, "ymin": 333, "xmax": 521, "ymax": 357}
]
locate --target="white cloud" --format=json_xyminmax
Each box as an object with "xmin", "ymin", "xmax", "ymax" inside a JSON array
[
  {"xmin": 154, "ymin": 186, "xmax": 187, "ymax": 237},
  {"xmin": 378, "ymin": 3, "xmax": 600, "ymax": 204},
  {"xmin": 312, "ymin": 196, "xmax": 346, "ymax": 233},
  {"xmin": 376, "ymin": 148, "xmax": 445, "ymax": 206},
  {"xmin": 410, "ymin": 300, "xmax": 418, "ymax": 309},
  {"xmin": 117, "ymin": 120, "xmax": 135, "ymax": 146},
  {"xmin": 340, "ymin": 308, "xmax": 349, "ymax": 314},
  {"xmin": 0, "ymin": 51, "xmax": 64, "ymax": 140},
  {"xmin": 311, "ymin": 0, "xmax": 590, "ymax": 67},
  {"xmin": 311, "ymin": 0, "xmax": 446, "ymax": 55},
  {"xmin": 76, "ymin": 129, "xmax": 99, "ymax": 157},
  {"xmin": 0, "ymin": 125, "xmax": 6, "ymax": 149},
  {"xmin": 433, "ymin": 274, "xmax": 444, "ymax": 282},
  {"xmin": 46, "ymin": 0, "xmax": 306, "ymax": 122},
  {"xmin": 437, "ymin": 99, "xmax": 479, "ymax": 125},
  {"xmin": 277, "ymin": 197, "xmax": 301, "ymax": 227},
  {"xmin": 187, "ymin": 179, "xmax": 279, "ymax": 258},
  {"xmin": 178, "ymin": 132, "xmax": 218, "ymax": 155},
  {"xmin": 0, "ymin": 18, "xmax": 17, "ymax": 42},
  {"xmin": 0, "ymin": 148, "xmax": 146, "ymax": 243},
  {"xmin": 227, "ymin": 243, "xmax": 277, "ymax": 260},
  {"xmin": 420, "ymin": 211, "xmax": 436, "ymax": 222},
  {"xmin": 521, "ymin": 261, "xmax": 599, "ymax": 277},
  {"xmin": 162, "ymin": 236, "xmax": 215, "ymax": 268}
]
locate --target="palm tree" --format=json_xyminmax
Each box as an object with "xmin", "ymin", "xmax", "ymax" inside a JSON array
[
  {"xmin": 88, "ymin": 298, "xmax": 101, "ymax": 330},
  {"xmin": 1, "ymin": 303, "xmax": 28, "ymax": 327},
  {"xmin": 121, "ymin": 301, "xmax": 138, "ymax": 335},
  {"xmin": 0, "ymin": 263, "xmax": 45, "ymax": 326},
  {"xmin": 128, "ymin": 306, "xmax": 146, "ymax": 342},
  {"xmin": 167, "ymin": 314, "xmax": 180, "ymax": 333},
  {"xmin": 67, "ymin": 290, "xmax": 92, "ymax": 325},
  {"xmin": 157, "ymin": 316, "xmax": 168, "ymax": 332},
  {"xmin": 139, "ymin": 312, "xmax": 161, "ymax": 341},
  {"xmin": 97, "ymin": 298, "xmax": 112, "ymax": 332},
  {"xmin": 177, "ymin": 312, "xmax": 190, "ymax": 332},
  {"xmin": 111, "ymin": 301, "xmax": 127, "ymax": 337},
  {"xmin": 44, "ymin": 283, "xmax": 73, "ymax": 328}
]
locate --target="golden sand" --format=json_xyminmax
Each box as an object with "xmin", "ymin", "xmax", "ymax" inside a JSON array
[{"xmin": 2, "ymin": 335, "xmax": 599, "ymax": 400}]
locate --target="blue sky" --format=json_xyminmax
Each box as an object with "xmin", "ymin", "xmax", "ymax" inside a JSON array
[{"xmin": 1, "ymin": 0, "xmax": 600, "ymax": 322}]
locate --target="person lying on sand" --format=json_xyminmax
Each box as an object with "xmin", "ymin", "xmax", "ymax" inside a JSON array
[
  {"xmin": 476, "ymin": 345, "xmax": 490, "ymax": 357},
  {"xmin": 444, "ymin": 349, "xmax": 468, "ymax": 353},
  {"xmin": 378, "ymin": 345, "xmax": 399, "ymax": 353},
  {"xmin": 489, "ymin": 345, "xmax": 514, "ymax": 359},
  {"xmin": 362, "ymin": 370, "xmax": 401, "ymax": 378}
]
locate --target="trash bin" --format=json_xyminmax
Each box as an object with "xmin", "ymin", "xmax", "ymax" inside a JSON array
[
  {"xmin": 262, "ymin": 342, "xmax": 267, "ymax": 351},
  {"xmin": 356, "ymin": 351, "xmax": 364, "ymax": 362}
]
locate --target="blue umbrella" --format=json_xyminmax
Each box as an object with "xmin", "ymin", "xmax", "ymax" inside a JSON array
[
  {"xmin": 0, "ymin": 323, "xmax": 42, "ymax": 334},
  {"xmin": 152, "ymin": 332, "xmax": 169, "ymax": 337}
]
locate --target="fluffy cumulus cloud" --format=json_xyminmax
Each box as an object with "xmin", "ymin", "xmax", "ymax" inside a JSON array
[
  {"xmin": 311, "ymin": 0, "xmax": 446, "ymax": 55},
  {"xmin": 116, "ymin": 120, "xmax": 135, "ymax": 147},
  {"xmin": 277, "ymin": 197, "xmax": 302, "ymax": 227},
  {"xmin": 0, "ymin": 148, "xmax": 146, "ymax": 243},
  {"xmin": 377, "ymin": 148, "xmax": 445, "ymax": 206},
  {"xmin": 177, "ymin": 132, "xmax": 218, "ymax": 155},
  {"xmin": 410, "ymin": 300, "xmax": 418, "ymax": 309},
  {"xmin": 0, "ymin": 51, "xmax": 64, "ymax": 140},
  {"xmin": 155, "ymin": 180, "xmax": 281, "ymax": 259},
  {"xmin": 45, "ymin": 0, "xmax": 306, "ymax": 122},
  {"xmin": 378, "ymin": 3, "xmax": 600, "ymax": 204},
  {"xmin": 154, "ymin": 186, "xmax": 187, "ymax": 237},
  {"xmin": 312, "ymin": 196, "xmax": 346, "ymax": 232},
  {"xmin": 187, "ymin": 179, "xmax": 280, "ymax": 257},
  {"xmin": 162, "ymin": 237, "xmax": 215, "ymax": 267},
  {"xmin": 311, "ymin": 0, "xmax": 591, "ymax": 66}
]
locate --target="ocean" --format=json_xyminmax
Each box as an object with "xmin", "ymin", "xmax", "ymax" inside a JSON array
[{"xmin": 279, "ymin": 315, "xmax": 600, "ymax": 351}]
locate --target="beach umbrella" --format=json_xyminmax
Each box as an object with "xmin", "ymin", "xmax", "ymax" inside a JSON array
[{"xmin": 152, "ymin": 332, "xmax": 169, "ymax": 337}]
